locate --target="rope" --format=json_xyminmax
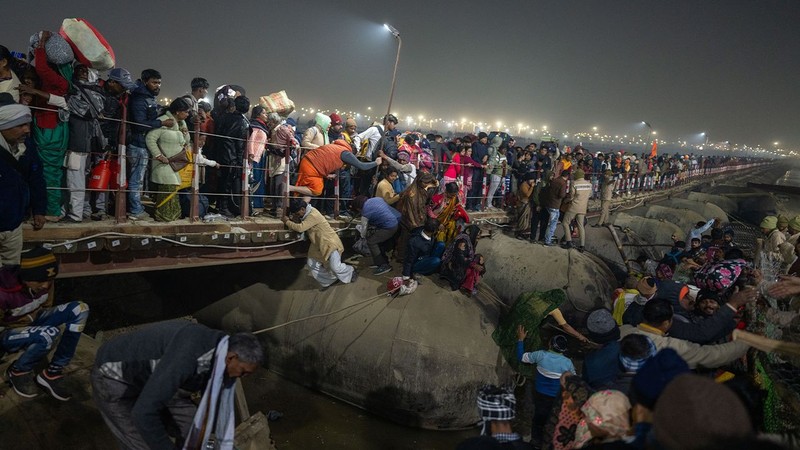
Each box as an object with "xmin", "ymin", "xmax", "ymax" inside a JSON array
[{"xmin": 252, "ymin": 287, "xmax": 400, "ymax": 335}]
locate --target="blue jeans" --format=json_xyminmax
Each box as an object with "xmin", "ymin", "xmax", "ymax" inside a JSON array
[
  {"xmin": 127, "ymin": 144, "xmax": 149, "ymax": 214},
  {"xmin": 412, "ymin": 241, "xmax": 445, "ymax": 275},
  {"xmin": 545, "ymin": 207, "xmax": 560, "ymax": 244},
  {"xmin": 1, "ymin": 301, "xmax": 89, "ymax": 372}
]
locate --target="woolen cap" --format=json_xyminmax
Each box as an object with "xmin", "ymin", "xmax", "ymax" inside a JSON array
[
  {"xmin": 585, "ymin": 308, "xmax": 620, "ymax": 344},
  {"xmin": 19, "ymin": 247, "xmax": 59, "ymax": 281},
  {"xmin": 777, "ymin": 215, "xmax": 789, "ymax": 228},
  {"xmin": 790, "ymin": 216, "xmax": 800, "ymax": 232},
  {"xmin": 654, "ymin": 374, "xmax": 752, "ymax": 450},
  {"xmin": 329, "ymin": 113, "xmax": 342, "ymax": 125}
]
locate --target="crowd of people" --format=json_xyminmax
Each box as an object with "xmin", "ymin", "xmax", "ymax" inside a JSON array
[
  {"xmin": 457, "ymin": 208, "xmax": 800, "ymax": 449},
  {"xmin": 2, "ymin": 32, "xmax": 798, "ymax": 450}
]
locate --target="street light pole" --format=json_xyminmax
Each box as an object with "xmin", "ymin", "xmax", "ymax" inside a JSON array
[{"xmin": 384, "ymin": 23, "xmax": 401, "ymax": 118}]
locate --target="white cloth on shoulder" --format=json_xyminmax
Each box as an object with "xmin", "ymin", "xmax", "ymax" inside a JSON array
[{"xmin": 182, "ymin": 336, "xmax": 235, "ymax": 450}]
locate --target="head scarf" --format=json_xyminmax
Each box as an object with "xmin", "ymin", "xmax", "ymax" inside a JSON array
[
  {"xmin": 315, "ymin": 112, "xmax": 331, "ymax": 145},
  {"xmin": 574, "ymin": 390, "xmax": 631, "ymax": 447},
  {"xmin": 619, "ymin": 335, "xmax": 657, "ymax": 373},
  {"xmin": 272, "ymin": 124, "xmax": 298, "ymax": 152},
  {"xmin": 0, "ymin": 93, "xmax": 31, "ymax": 130},
  {"xmin": 476, "ymin": 385, "xmax": 516, "ymax": 436}
]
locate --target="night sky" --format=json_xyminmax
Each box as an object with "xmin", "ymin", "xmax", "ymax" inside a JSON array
[{"xmin": 5, "ymin": 0, "xmax": 800, "ymax": 149}]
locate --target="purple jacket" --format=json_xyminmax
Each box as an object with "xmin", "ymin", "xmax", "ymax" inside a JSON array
[{"xmin": 0, "ymin": 267, "xmax": 51, "ymax": 327}]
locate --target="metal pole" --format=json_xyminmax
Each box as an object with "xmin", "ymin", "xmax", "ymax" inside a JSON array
[
  {"xmin": 189, "ymin": 127, "xmax": 200, "ymax": 222},
  {"xmin": 282, "ymin": 144, "xmax": 290, "ymax": 221},
  {"xmin": 386, "ymin": 36, "xmax": 402, "ymax": 118},
  {"xmin": 115, "ymin": 97, "xmax": 128, "ymax": 223}
]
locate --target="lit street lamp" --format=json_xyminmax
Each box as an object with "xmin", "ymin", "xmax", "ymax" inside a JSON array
[{"xmin": 384, "ymin": 23, "xmax": 401, "ymax": 118}]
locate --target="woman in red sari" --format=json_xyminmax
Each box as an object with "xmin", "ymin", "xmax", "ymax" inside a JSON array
[{"xmin": 428, "ymin": 182, "xmax": 470, "ymax": 246}]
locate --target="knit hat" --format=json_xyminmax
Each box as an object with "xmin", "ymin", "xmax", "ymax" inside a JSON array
[
  {"xmin": 636, "ymin": 276, "xmax": 657, "ymax": 298},
  {"xmin": 573, "ymin": 169, "xmax": 585, "ymax": 180},
  {"xmin": 653, "ymin": 374, "xmax": 752, "ymax": 450},
  {"xmin": 19, "ymin": 247, "xmax": 59, "ymax": 281},
  {"xmin": 630, "ymin": 349, "xmax": 689, "ymax": 409},
  {"xmin": 329, "ymin": 112, "xmax": 342, "ymax": 126},
  {"xmin": 777, "ymin": 215, "xmax": 789, "ymax": 229},
  {"xmin": 345, "ymin": 117, "xmax": 357, "ymax": 128},
  {"xmin": 585, "ymin": 308, "xmax": 620, "ymax": 344},
  {"xmin": 397, "ymin": 151, "xmax": 410, "ymax": 161},
  {"xmin": 760, "ymin": 215, "xmax": 777, "ymax": 230},
  {"xmin": 476, "ymin": 385, "xmax": 516, "ymax": 436},
  {"xmin": 0, "ymin": 93, "xmax": 32, "ymax": 131}
]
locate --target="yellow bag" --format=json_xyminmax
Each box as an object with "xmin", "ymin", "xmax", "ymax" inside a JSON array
[{"xmin": 178, "ymin": 148, "xmax": 194, "ymax": 190}]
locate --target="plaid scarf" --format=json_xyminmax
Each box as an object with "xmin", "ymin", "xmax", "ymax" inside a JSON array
[{"xmin": 477, "ymin": 385, "xmax": 516, "ymax": 436}]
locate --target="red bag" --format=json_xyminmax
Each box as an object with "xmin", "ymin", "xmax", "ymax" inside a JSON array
[
  {"xmin": 59, "ymin": 18, "xmax": 115, "ymax": 70},
  {"xmin": 88, "ymin": 159, "xmax": 110, "ymax": 190}
]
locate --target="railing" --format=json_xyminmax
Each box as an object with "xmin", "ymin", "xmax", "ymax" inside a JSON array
[{"xmin": 29, "ymin": 105, "xmax": 769, "ymax": 225}]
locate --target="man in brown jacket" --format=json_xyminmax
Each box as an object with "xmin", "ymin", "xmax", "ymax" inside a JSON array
[
  {"xmin": 541, "ymin": 170, "xmax": 568, "ymax": 245},
  {"xmin": 282, "ymin": 199, "xmax": 357, "ymax": 289},
  {"xmin": 562, "ymin": 169, "xmax": 592, "ymax": 251}
]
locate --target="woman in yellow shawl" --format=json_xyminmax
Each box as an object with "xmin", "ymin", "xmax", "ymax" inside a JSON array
[{"xmin": 427, "ymin": 181, "xmax": 470, "ymax": 245}]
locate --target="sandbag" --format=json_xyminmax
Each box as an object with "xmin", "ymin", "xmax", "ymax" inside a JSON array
[
  {"xmin": 259, "ymin": 91, "xmax": 295, "ymax": 117},
  {"xmin": 29, "ymin": 32, "xmax": 74, "ymax": 65},
  {"xmin": 60, "ymin": 18, "xmax": 116, "ymax": 70}
]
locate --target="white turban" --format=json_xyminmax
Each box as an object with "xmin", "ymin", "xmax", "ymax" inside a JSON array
[{"xmin": 0, "ymin": 102, "xmax": 31, "ymax": 130}]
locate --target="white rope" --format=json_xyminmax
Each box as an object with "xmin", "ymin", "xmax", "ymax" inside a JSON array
[{"xmin": 252, "ymin": 287, "xmax": 400, "ymax": 334}]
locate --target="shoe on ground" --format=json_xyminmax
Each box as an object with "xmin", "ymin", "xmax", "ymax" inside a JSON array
[
  {"xmin": 91, "ymin": 211, "xmax": 109, "ymax": 221},
  {"xmin": 368, "ymin": 264, "xmax": 379, "ymax": 269},
  {"xmin": 591, "ymin": 224, "xmax": 601, "ymax": 228},
  {"xmin": 373, "ymin": 264, "xmax": 392, "ymax": 276},
  {"xmin": 58, "ymin": 215, "xmax": 81, "ymax": 224},
  {"xmin": 127, "ymin": 211, "xmax": 151, "ymax": 221},
  {"xmin": 545, "ymin": 241, "xmax": 558, "ymax": 247},
  {"xmin": 350, "ymin": 270, "xmax": 359, "ymax": 283},
  {"xmin": 6, "ymin": 366, "xmax": 38, "ymax": 398},
  {"xmin": 561, "ymin": 241, "xmax": 573, "ymax": 249},
  {"xmin": 578, "ymin": 246, "xmax": 585, "ymax": 253},
  {"xmin": 36, "ymin": 370, "xmax": 71, "ymax": 401}
]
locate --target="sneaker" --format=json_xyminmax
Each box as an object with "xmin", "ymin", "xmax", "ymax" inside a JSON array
[
  {"xmin": 127, "ymin": 211, "xmax": 151, "ymax": 221},
  {"xmin": 350, "ymin": 270, "xmax": 359, "ymax": 283},
  {"xmin": 36, "ymin": 370, "xmax": 71, "ymax": 401},
  {"xmin": 368, "ymin": 264, "xmax": 379, "ymax": 269},
  {"xmin": 6, "ymin": 366, "xmax": 38, "ymax": 398},
  {"xmin": 91, "ymin": 211, "xmax": 109, "ymax": 221},
  {"xmin": 373, "ymin": 264, "xmax": 392, "ymax": 276},
  {"xmin": 561, "ymin": 241, "xmax": 573, "ymax": 249}
]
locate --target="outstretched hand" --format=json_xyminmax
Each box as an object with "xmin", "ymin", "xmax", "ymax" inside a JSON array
[
  {"xmin": 516, "ymin": 324, "xmax": 527, "ymax": 341},
  {"xmin": 768, "ymin": 275, "xmax": 800, "ymax": 298}
]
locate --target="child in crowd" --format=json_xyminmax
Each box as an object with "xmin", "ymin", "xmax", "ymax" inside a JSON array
[
  {"xmin": 461, "ymin": 254, "xmax": 485, "ymax": 296},
  {"xmin": 517, "ymin": 326, "xmax": 576, "ymax": 448}
]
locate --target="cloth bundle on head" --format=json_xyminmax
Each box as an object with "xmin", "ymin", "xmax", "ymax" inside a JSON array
[
  {"xmin": 0, "ymin": 93, "xmax": 32, "ymax": 130},
  {"xmin": 19, "ymin": 247, "xmax": 59, "ymax": 281},
  {"xmin": 619, "ymin": 335, "xmax": 657, "ymax": 373},
  {"xmin": 631, "ymin": 348, "xmax": 689, "ymax": 409},
  {"xmin": 636, "ymin": 276, "xmax": 657, "ymax": 298},
  {"xmin": 329, "ymin": 112, "xmax": 342, "ymax": 126},
  {"xmin": 585, "ymin": 308, "xmax": 620, "ymax": 344},
  {"xmin": 476, "ymin": 385, "xmax": 516, "ymax": 436},
  {"xmin": 654, "ymin": 374, "xmax": 752, "ymax": 450},
  {"xmin": 760, "ymin": 215, "xmax": 777, "ymax": 230},
  {"xmin": 574, "ymin": 390, "xmax": 631, "ymax": 448}
]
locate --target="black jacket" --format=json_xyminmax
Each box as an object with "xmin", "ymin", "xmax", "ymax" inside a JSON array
[{"xmin": 403, "ymin": 227, "xmax": 434, "ymax": 277}]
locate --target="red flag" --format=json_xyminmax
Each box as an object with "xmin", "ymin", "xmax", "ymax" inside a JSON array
[{"xmin": 649, "ymin": 140, "xmax": 658, "ymax": 158}]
